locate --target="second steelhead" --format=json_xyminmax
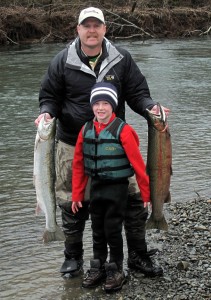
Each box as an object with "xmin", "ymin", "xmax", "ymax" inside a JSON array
[{"xmin": 146, "ymin": 103, "xmax": 172, "ymax": 231}]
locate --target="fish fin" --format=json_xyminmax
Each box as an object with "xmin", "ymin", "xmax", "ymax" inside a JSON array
[
  {"xmin": 145, "ymin": 214, "xmax": 168, "ymax": 231},
  {"xmin": 34, "ymin": 132, "xmax": 40, "ymax": 150},
  {"xmin": 35, "ymin": 203, "xmax": 42, "ymax": 215},
  {"xmin": 43, "ymin": 225, "xmax": 65, "ymax": 243}
]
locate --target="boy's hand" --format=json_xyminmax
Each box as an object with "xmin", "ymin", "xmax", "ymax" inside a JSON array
[{"xmin": 72, "ymin": 201, "xmax": 83, "ymax": 214}]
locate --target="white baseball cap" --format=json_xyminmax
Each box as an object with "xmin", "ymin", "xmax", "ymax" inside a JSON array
[{"xmin": 78, "ymin": 7, "xmax": 105, "ymax": 25}]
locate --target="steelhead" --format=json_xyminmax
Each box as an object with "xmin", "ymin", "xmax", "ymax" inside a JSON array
[
  {"xmin": 33, "ymin": 114, "xmax": 64, "ymax": 243},
  {"xmin": 146, "ymin": 103, "xmax": 172, "ymax": 231}
]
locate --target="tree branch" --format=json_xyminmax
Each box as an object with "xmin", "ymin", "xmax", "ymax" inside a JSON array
[
  {"xmin": 200, "ymin": 25, "xmax": 211, "ymax": 35},
  {"xmin": 0, "ymin": 30, "xmax": 19, "ymax": 45},
  {"xmin": 105, "ymin": 9, "xmax": 154, "ymax": 38}
]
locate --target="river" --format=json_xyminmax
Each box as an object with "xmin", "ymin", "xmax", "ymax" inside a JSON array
[{"xmin": 0, "ymin": 37, "xmax": 210, "ymax": 299}]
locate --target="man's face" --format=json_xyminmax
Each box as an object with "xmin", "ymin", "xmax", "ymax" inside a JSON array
[{"xmin": 77, "ymin": 18, "xmax": 106, "ymax": 50}]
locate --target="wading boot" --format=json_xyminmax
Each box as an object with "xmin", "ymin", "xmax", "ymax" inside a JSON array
[
  {"xmin": 128, "ymin": 249, "xmax": 163, "ymax": 277},
  {"xmin": 82, "ymin": 259, "xmax": 106, "ymax": 288},
  {"xmin": 60, "ymin": 255, "xmax": 83, "ymax": 276},
  {"xmin": 60, "ymin": 243, "xmax": 84, "ymax": 277},
  {"xmin": 104, "ymin": 262, "xmax": 126, "ymax": 293}
]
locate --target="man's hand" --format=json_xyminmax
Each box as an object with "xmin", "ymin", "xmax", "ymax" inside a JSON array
[
  {"xmin": 34, "ymin": 113, "xmax": 52, "ymax": 127},
  {"xmin": 72, "ymin": 201, "xmax": 83, "ymax": 214},
  {"xmin": 150, "ymin": 104, "xmax": 170, "ymax": 117}
]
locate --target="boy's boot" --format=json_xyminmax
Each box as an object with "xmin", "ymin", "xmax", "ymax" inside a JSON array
[
  {"xmin": 82, "ymin": 259, "xmax": 106, "ymax": 288},
  {"xmin": 104, "ymin": 262, "xmax": 126, "ymax": 293}
]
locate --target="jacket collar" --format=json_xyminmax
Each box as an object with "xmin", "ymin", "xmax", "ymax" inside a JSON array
[
  {"xmin": 66, "ymin": 38, "xmax": 123, "ymax": 78},
  {"xmin": 75, "ymin": 38, "xmax": 109, "ymax": 62}
]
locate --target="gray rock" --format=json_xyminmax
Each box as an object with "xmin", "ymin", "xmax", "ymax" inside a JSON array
[{"xmin": 77, "ymin": 197, "xmax": 211, "ymax": 300}]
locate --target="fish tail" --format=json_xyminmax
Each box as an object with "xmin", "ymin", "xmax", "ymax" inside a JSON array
[
  {"xmin": 43, "ymin": 225, "xmax": 65, "ymax": 243},
  {"xmin": 165, "ymin": 191, "xmax": 171, "ymax": 203},
  {"xmin": 145, "ymin": 214, "xmax": 168, "ymax": 231}
]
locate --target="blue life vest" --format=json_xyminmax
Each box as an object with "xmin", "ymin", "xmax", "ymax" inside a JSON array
[{"xmin": 82, "ymin": 118, "xmax": 134, "ymax": 179}]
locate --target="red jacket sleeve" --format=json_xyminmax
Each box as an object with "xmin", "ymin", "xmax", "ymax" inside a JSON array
[
  {"xmin": 120, "ymin": 124, "xmax": 150, "ymax": 203},
  {"xmin": 72, "ymin": 128, "xmax": 89, "ymax": 202}
]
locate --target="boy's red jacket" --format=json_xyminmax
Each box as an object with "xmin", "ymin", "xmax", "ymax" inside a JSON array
[{"xmin": 72, "ymin": 113, "xmax": 150, "ymax": 203}]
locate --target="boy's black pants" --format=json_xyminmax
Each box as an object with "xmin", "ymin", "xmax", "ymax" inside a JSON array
[{"xmin": 89, "ymin": 178, "xmax": 128, "ymax": 265}]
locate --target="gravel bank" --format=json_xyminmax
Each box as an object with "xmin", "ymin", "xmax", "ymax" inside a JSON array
[{"xmin": 77, "ymin": 196, "xmax": 211, "ymax": 300}]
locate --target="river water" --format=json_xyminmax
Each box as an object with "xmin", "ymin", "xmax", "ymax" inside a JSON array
[{"xmin": 0, "ymin": 37, "xmax": 210, "ymax": 299}]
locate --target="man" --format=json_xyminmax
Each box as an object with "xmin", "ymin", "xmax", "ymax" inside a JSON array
[{"xmin": 35, "ymin": 7, "xmax": 168, "ymax": 278}]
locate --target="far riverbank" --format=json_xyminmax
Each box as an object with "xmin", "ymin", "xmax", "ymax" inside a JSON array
[{"xmin": 0, "ymin": 4, "xmax": 210, "ymax": 45}]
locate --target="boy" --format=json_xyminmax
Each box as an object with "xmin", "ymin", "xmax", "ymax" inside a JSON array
[{"xmin": 71, "ymin": 82, "xmax": 150, "ymax": 293}]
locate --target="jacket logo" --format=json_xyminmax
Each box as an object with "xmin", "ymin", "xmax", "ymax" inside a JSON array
[{"xmin": 105, "ymin": 75, "xmax": 115, "ymax": 81}]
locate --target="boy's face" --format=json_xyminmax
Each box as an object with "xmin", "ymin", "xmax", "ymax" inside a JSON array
[{"xmin": 92, "ymin": 100, "xmax": 113, "ymax": 124}]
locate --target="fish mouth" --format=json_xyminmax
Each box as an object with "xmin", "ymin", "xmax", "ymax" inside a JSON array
[
  {"xmin": 146, "ymin": 102, "xmax": 167, "ymax": 132},
  {"xmin": 38, "ymin": 115, "xmax": 56, "ymax": 140}
]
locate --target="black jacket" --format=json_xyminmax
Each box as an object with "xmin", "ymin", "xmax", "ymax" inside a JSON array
[{"xmin": 39, "ymin": 37, "xmax": 155, "ymax": 145}]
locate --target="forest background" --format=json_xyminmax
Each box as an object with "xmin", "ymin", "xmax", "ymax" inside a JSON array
[{"xmin": 0, "ymin": 0, "xmax": 210, "ymax": 45}]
